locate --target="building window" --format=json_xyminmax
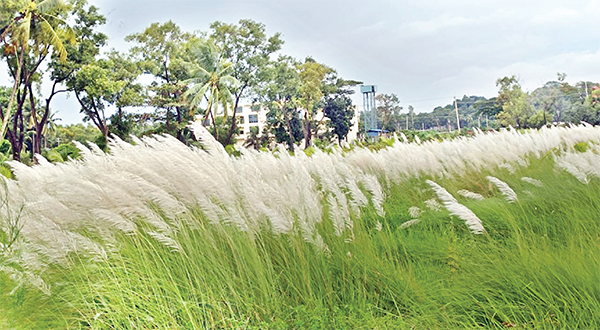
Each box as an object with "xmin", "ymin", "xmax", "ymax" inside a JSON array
[
  {"xmin": 237, "ymin": 116, "xmax": 244, "ymax": 124},
  {"xmin": 235, "ymin": 106, "xmax": 243, "ymax": 113},
  {"xmin": 249, "ymin": 114, "xmax": 258, "ymax": 123},
  {"xmin": 239, "ymin": 129, "xmax": 244, "ymax": 135}
]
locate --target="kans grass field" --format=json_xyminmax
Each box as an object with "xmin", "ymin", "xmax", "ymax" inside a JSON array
[{"xmin": 0, "ymin": 123, "xmax": 599, "ymax": 329}]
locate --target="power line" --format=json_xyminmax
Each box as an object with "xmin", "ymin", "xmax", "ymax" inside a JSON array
[
  {"xmin": 455, "ymin": 91, "xmax": 588, "ymax": 105},
  {"xmin": 401, "ymin": 96, "xmax": 455, "ymax": 103}
]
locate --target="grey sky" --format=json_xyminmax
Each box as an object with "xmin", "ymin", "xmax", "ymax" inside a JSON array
[{"xmin": 3, "ymin": 0, "xmax": 600, "ymax": 123}]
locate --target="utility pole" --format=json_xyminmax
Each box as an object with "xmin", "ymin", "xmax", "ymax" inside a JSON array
[{"xmin": 454, "ymin": 97, "xmax": 461, "ymax": 131}]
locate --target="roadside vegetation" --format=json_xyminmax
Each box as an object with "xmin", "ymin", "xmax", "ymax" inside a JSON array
[{"xmin": 1, "ymin": 124, "xmax": 599, "ymax": 329}]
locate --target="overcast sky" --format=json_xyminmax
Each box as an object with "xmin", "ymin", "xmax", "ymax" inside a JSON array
[{"xmin": 3, "ymin": 0, "xmax": 600, "ymax": 124}]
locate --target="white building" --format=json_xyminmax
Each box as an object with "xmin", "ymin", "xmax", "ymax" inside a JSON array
[
  {"xmin": 206, "ymin": 103, "xmax": 361, "ymax": 146},
  {"xmin": 233, "ymin": 104, "xmax": 269, "ymax": 145}
]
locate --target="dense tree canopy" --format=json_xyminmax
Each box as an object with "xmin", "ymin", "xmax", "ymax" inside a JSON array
[{"xmin": 0, "ymin": 2, "xmax": 598, "ymax": 165}]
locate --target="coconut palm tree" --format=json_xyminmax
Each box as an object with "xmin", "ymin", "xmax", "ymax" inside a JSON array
[
  {"xmin": 0, "ymin": 0, "xmax": 70, "ymax": 141},
  {"xmin": 182, "ymin": 39, "xmax": 238, "ymax": 142}
]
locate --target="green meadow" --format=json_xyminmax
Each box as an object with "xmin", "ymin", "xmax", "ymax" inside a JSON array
[{"xmin": 1, "ymin": 126, "xmax": 599, "ymax": 329}]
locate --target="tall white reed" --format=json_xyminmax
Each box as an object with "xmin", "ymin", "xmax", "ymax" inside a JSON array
[
  {"xmin": 487, "ymin": 176, "xmax": 518, "ymax": 203},
  {"xmin": 426, "ymin": 180, "xmax": 486, "ymax": 234},
  {"xmin": 2, "ymin": 122, "xmax": 600, "ymax": 285}
]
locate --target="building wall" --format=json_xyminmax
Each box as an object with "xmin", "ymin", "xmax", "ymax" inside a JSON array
[
  {"xmin": 346, "ymin": 105, "xmax": 360, "ymax": 142},
  {"xmin": 227, "ymin": 104, "xmax": 361, "ymax": 146},
  {"xmin": 233, "ymin": 104, "xmax": 268, "ymax": 145}
]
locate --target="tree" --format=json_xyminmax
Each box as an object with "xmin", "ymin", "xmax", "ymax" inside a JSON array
[
  {"xmin": 182, "ymin": 39, "xmax": 238, "ymax": 143},
  {"xmin": 104, "ymin": 50, "xmax": 144, "ymax": 141},
  {"xmin": 40, "ymin": 0, "xmax": 104, "ymax": 155},
  {"xmin": 65, "ymin": 52, "xmax": 141, "ymax": 145},
  {"xmin": 125, "ymin": 21, "xmax": 194, "ymax": 141},
  {"xmin": 297, "ymin": 57, "xmax": 330, "ymax": 148},
  {"xmin": 243, "ymin": 126, "xmax": 270, "ymax": 150},
  {"xmin": 71, "ymin": 61, "xmax": 123, "ymax": 140},
  {"xmin": 495, "ymin": 76, "xmax": 535, "ymax": 128},
  {"xmin": 209, "ymin": 19, "xmax": 283, "ymax": 146},
  {"xmin": 0, "ymin": 0, "xmax": 71, "ymax": 143},
  {"xmin": 472, "ymin": 98, "xmax": 502, "ymax": 119},
  {"xmin": 257, "ymin": 55, "xmax": 302, "ymax": 151},
  {"xmin": 324, "ymin": 95, "xmax": 354, "ymax": 144},
  {"xmin": 375, "ymin": 93, "xmax": 402, "ymax": 132},
  {"xmin": 0, "ymin": 0, "xmax": 74, "ymax": 161}
]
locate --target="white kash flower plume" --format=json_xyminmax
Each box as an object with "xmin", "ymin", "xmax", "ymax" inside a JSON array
[
  {"xmin": 487, "ymin": 176, "xmax": 518, "ymax": 203},
  {"xmin": 375, "ymin": 221, "xmax": 382, "ymax": 231},
  {"xmin": 408, "ymin": 206, "xmax": 422, "ymax": 218},
  {"xmin": 426, "ymin": 180, "xmax": 486, "ymax": 234},
  {"xmin": 424, "ymin": 198, "xmax": 442, "ymax": 212},
  {"xmin": 520, "ymin": 177, "xmax": 544, "ymax": 187},
  {"xmin": 556, "ymin": 161, "xmax": 589, "ymax": 184},
  {"xmin": 400, "ymin": 219, "xmax": 420, "ymax": 229},
  {"xmin": 189, "ymin": 121, "xmax": 229, "ymax": 158},
  {"xmin": 457, "ymin": 189, "xmax": 485, "ymax": 201}
]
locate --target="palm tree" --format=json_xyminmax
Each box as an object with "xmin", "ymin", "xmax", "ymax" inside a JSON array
[
  {"xmin": 0, "ymin": 0, "xmax": 70, "ymax": 141},
  {"xmin": 182, "ymin": 39, "xmax": 238, "ymax": 142}
]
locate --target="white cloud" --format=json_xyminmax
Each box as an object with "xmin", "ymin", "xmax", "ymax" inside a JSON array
[
  {"xmin": 427, "ymin": 47, "xmax": 600, "ymax": 105},
  {"xmin": 401, "ymin": 14, "xmax": 477, "ymax": 35},
  {"xmin": 530, "ymin": 8, "xmax": 579, "ymax": 25},
  {"xmin": 358, "ymin": 21, "xmax": 387, "ymax": 32}
]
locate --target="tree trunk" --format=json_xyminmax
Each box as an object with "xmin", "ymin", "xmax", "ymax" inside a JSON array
[
  {"xmin": 224, "ymin": 85, "xmax": 248, "ymax": 146},
  {"xmin": 28, "ymin": 84, "xmax": 41, "ymax": 156},
  {"xmin": 208, "ymin": 99, "xmax": 219, "ymax": 142},
  {"xmin": 283, "ymin": 108, "xmax": 295, "ymax": 152},
  {"xmin": 0, "ymin": 48, "xmax": 25, "ymax": 141},
  {"xmin": 176, "ymin": 106, "xmax": 182, "ymax": 141},
  {"xmin": 8, "ymin": 87, "xmax": 27, "ymax": 162},
  {"xmin": 303, "ymin": 111, "xmax": 311, "ymax": 149},
  {"xmin": 224, "ymin": 94, "xmax": 242, "ymax": 146}
]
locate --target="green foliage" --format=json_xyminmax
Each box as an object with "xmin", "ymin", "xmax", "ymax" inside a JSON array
[
  {"xmin": 493, "ymin": 74, "xmax": 600, "ymax": 128},
  {"xmin": 49, "ymin": 123, "xmax": 104, "ymax": 147},
  {"xmin": 54, "ymin": 143, "xmax": 80, "ymax": 161},
  {"xmin": 324, "ymin": 95, "xmax": 354, "ymax": 144},
  {"xmin": 0, "ymin": 139, "xmax": 12, "ymax": 178},
  {"xmin": 573, "ymin": 141, "xmax": 588, "ymax": 153},
  {"xmin": 258, "ymin": 55, "xmax": 302, "ymax": 149},
  {"xmin": 182, "ymin": 38, "xmax": 238, "ymax": 143},
  {"xmin": 375, "ymin": 93, "xmax": 402, "ymax": 132},
  {"xmin": 0, "ymin": 139, "xmax": 10, "ymax": 155},
  {"xmin": 0, "ymin": 0, "xmax": 75, "ymax": 158},
  {"xmin": 244, "ymin": 126, "xmax": 270, "ymax": 150},
  {"xmin": 209, "ymin": 19, "xmax": 284, "ymax": 146},
  {"xmin": 108, "ymin": 111, "xmax": 135, "ymax": 141},
  {"xmin": 125, "ymin": 21, "xmax": 194, "ymax": 142},
  {"xmin": 496, "ymin": 76, "xmax": 538, "ymax": 128},
  {"xmin": 207, "ymin": 116, "xmax": 240, "ymax": 147},
  {"xmin": 297, "ymin": 58, "xmax": 332, "ymax": 148}
]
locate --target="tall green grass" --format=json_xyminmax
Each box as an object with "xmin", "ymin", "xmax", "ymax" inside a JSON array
[{"xmin": 1, "ymin": 151, "xmax": 598, "ymax": 329}]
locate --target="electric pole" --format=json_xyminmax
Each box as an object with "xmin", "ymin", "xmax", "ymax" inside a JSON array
[{"xmin": 454, "ymin": 97, "xmax": 461, "ymax": 131}]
